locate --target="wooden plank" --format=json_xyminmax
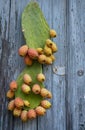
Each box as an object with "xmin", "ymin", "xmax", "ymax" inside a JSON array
[
  {"xmin": 66, "ymin": 0, "xmax": 85, "ymax": 130},
  {"xmin": 38, "ymin": 0, "xmax": 66, "ymax": 130},
  {"xmin": 0, "ymin": 1, "xmax": 14, "ymax": 130},
  {"xmin": 52, "ymin": 0, "xmax": 66, "ymax": 130}
]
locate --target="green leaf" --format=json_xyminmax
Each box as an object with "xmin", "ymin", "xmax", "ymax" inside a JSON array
[{"xmin": 22, "ymin": 2, "xmax": 50, "ymax": 48}]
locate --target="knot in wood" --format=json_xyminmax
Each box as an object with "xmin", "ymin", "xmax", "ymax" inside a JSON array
[{"xmin": 77, "ymin": 70, "xmax": 84, "ymax": 76}]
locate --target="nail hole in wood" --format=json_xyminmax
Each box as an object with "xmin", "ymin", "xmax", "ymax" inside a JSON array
[{"xmin": 77, "ymin": 70, "xmax": 84, "ymax": 76}]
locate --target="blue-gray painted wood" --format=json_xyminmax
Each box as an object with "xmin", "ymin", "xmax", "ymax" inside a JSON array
[
  {"xmin": 38, "ymin": 0, "xmax": 66, "ymax": 130},
  {"xmin": 0, "ymin": 0, "xmax": 85, "ymax": 130},
  {"xmin": 66, "ymin": 0, "xmax": 85, "ymax": 130}
]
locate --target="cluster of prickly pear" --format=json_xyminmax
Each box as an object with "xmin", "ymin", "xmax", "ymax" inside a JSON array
[
  {"xmin": 6, "ymin": 2, "xmax": 58, "ymax": 122},
  {"xmin": 7, "ymin": 72, "xmax": 52, "ymax": 121},
  {"xmin": 18, "ymin": 29, "xmax": 58, "ymax": 66},
  {"xmin": 38, "ymin": 29, "xmax": 58, "ymax": 65},
  {"xmin": 18, "ymin": 46, "xmax": 38, "ymax": 66}
]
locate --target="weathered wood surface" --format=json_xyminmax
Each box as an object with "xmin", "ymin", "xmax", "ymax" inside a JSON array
[{"xmin": 0, "ymin": 0, "xmax": 85, "ymax": 130}]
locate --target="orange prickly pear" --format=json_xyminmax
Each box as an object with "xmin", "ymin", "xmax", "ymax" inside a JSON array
[
  {"xmin": 21, "ymin": 84, "xmax": 31, "ymax": 94},
  {"xmin": 14, "ymin": 97, "xmax": 24, "ymax": 108},
  {"xmin": 37, "ymin": 73, "xmax": 45, "ymax": 82},
  {"xmin": 8, "ymin": 100, "xmax": 15, "ymax": 111},
  {"xmin": 27, "ymin": 109, "xmax": 36, "ymax": 119},
  {"xmin": 13, "ymin": 108, "xmax": 22, "ymax": 117},
  {"xmin": 50, "ymin": 29, "xmax": 57, "ymax": 38},
  {"xmin": 36, "ymin": 48, "xmax": 44, "ymax": 55},
  {"xmin": 18, "ymin": 45, "xmax": 28, "ymax": 56},
  {"xmin": 32, "ymin": 84, "xmax": 41, "ymax": 94},
  {"xmin": 35, "ymin": 106, "xmax": 46, "ymax": 116},
  {"xmin": 6, "ymin": 90, "xmax": 15, "ymax": 99},
  {"xmin": 9, "ymin": 81, "xmax": 17, "ymax": 91},
  {"xmin": 23, "ymin": 74, "xmax": 32, "ymax": 85},
  {"xmin": 21, "ymin": 110, "xmax": 28, "ymax": 122},
  {"xmin": 28, "ymin": 48, "xmax": 38, "ymax": 59},
  {"xmin": 38, "ymin": 54, "xmax": 47, "ymax": 64},
  {"xmin": 24, "ymin": 55, "xmax": 33, "ymax": 66},
  {"xmin": 41, "ymin": 100, "xmax": 51, "ymax": 109}
]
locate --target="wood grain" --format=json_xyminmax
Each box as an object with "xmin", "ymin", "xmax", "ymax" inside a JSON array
[
  {"xmin": 38, "ymin": 0, "xmax": 66, "ymax": 130},
  {"xmin": 0, "ymin": 0, "xmax": 85, "ymax": 130},
  {"xmin": 66, "ymin": 0, "xmax": 85, "ymax": 130}
]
